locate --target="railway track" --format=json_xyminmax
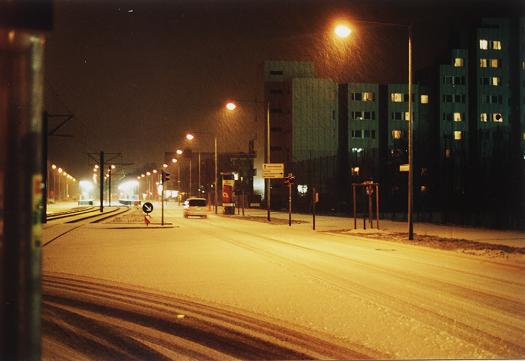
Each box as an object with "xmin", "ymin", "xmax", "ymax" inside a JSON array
[
  {"xmin": 46, "ymin": 206, "xmax": 97, "ymax": 221},
  {"xmin": 43, "ymin": 207, "xmax": 131, "ymax": 248},
  {"xmin": 46, "ymin": 206, "xmax": 129, "ymax": 224}
]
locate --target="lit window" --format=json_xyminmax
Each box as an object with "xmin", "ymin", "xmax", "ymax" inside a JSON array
[
  {"xmin": 453, "ymin": 58, "xmax": 464, "ymax": 67},
  {"xmin": 454, "ymin": 131, "xmax": 462, "ymax": 140},
  {"xmin": 404, "ymin": 112, "xmax": 411, "ymax": 121},
  {"xmin": 392, "ymin": 130, "xmax": 402, "ymax": 139},
  {"xmin": 492, "ymin": 40, "xmax": 502, "ymax": 50},
  {"xmin": 480, "ymin": 113, "xmax": 488, "ymax": 122},
  {"xmin": 490, "ymin": 59, "xmax": 500, "ymax": 68},
  {"xmin": 453, "ymin": 112, "xmax": 462, "ymax": 122},
  {"xmin": 491, "ymin": 77, "xmax": 501, "ymax": 86},
  {"xmin": 363, "ymin": 92, "xmax": 375, "ymax": 101},
  {"xmin": 480, "ymin": 39, "xmax": 488, "ymax": 50},
  {"xmin": 420, "ymin": 95, "xmax": 429, "ymax": 104},
  {"xmin": 492, "ymin": 113, "xmax": 503, "ymax": 122},
  {"xmin": 391, "ymin": 93, "xmax": 403, "ymax": 102},
  {"xmin": 445, "ymin": 149, "xmax": 451, "ymax": 158},
  {"xmin": 480, "ymin": 58, "xmax": 488, "ymax": 67}
]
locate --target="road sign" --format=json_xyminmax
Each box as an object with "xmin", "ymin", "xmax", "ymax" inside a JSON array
[
  {"xmin": 262, "ymin": 163, "xmax": 284, "ymax": 179},
  {"xmin": 142, "ymin": 202, "xmax": 154, "ymax": 214}
]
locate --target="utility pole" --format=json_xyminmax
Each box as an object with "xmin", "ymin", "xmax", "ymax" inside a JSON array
[
  {"xmin": 266, "ymin": 102, "xmax": 271, "ymax": 222},
  {"xmin": 41, "ymin": 112, "xmax": 48, "ymax": 223},
  {"xmin": 88, "ymin": 152, "xmax": 131, "ymax": 212},
  {"xmin": 99, "ymin": 151, "xmax": 104, "ymax": 212}
]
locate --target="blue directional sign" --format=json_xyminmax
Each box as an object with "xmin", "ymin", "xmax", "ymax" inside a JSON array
[{"xmin": 142, "ymin": 202, "xmax": 154, "ymax": 214}]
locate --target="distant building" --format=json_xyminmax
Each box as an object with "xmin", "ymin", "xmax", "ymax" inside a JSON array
[
  {"xmin": 263, "ymin": 61, "xmax": 338, "ymax": 210},
  {"xmin": 258, "ymin": 17, "xmax": 524, "ymax": 228},
  {"xmin": 436, "ymin": 17, "xmax": 525, "ymax": 226}
]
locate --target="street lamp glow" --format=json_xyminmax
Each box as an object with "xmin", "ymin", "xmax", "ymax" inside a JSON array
[
  {"xmin": 58, "ymin": 168, "xmax": 63, "ymax": 174},
  {"xmin": 51, "ymin": 164, "xmax": 57, "ymax": 170},
  {"xmin": 141, "ymin": 174, "xmax": 145, "ymax": 177},
  {"xmin": 111, "ymin": 164, "xmax": 116, "ymax": 169},
  {"xmin": 146, "ymin": 172, "xmax": 151, "ymax": 176},
  {"xmin": 334, "ymin": 24, "xmax": 352, "ymax": 38},
  {"xmin": 171, "ymin": 158, "xmax": 177, "ymax": 163},
  {"xmin": 118, "ymin": 180, "xmax": 139, "ymax": 192},
  {"xmin": 185, "ymin": 133, "xmax": 194, "ymax": 141},
  {"xmin": 163, "ymin": 163, "xmax": 168, "ymax": 168},
  {"xmin": 176, "ymin": 149, "xmax": 183, "ymax": 155},
  {"xmin": 79, "ymin": 180, "xmax": 94, "ymax": 192},
  {"xmin": 94, "ymin": 165, "xmax": 99, "ymax": 169},
  {"xmin": 153, "ymin": 169, "xmax": 158, "ymax": 174},
  {"xmin": 225, "ymin": 102, "xmax": 237, "ymax": 111}
]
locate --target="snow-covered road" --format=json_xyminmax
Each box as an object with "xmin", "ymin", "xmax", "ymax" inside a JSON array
[{"xmin": 42, "ymin": 205, "xmax": 525, "ymax": 359}]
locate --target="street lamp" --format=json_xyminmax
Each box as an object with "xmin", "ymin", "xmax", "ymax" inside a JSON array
[
  {"xmin": 226, "ymin": 100, "xmax": 271, "ymax": 221},
  {"xmin": 334, "ymin": 24, "xmax": 352, "ymax": 38},
  {"xmin": 334, "ymin": 20, "xmax": 414, "ymax": 240},
  {"xmin": 185, "ymin": 133, "xmax": 218, "ymax": 212}
]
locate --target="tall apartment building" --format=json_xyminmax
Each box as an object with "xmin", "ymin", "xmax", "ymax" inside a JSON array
[
  {"xmin": 435, "ymin": 17, "xmax": 525, "ymax": 226},
  {"xmin": 337, "ymin": 82, "xmax": 434, "ymax": 215},
  {"xmin": 263, "ymin": 61, "xmax": 338, "ymax": 210},
  {"xmin": 439, "ymin": 49, "xmax": 470, "ymax": 216}
]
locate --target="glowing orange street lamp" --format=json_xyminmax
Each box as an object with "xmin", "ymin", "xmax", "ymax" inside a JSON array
[
  {"xmin": 333, "ymin": 20, "xmax": 413, "ymax": 240},
  {"xmin": 225, "ymin": 102, "xmax": 236, "ymax": 111},
  {"xmin": 185, "ymin": 133, "xmax": 194, "ymax": 141},
  {"xmin": 334, "ymin": 24, "xmax": 352, "ymax": 38}
]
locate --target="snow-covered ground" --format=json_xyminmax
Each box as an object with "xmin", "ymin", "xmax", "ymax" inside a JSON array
[{"xmin": 43, "ymin": 202, "xmax": 525, "ymax": 359}]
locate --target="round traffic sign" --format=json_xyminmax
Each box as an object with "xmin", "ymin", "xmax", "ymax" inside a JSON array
[{"xmin": 142, "ymin": 202, "xmax": 154, "ymax": 214}]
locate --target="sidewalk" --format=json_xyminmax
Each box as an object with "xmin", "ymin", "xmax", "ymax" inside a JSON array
[{"xmin": 226, "ymin": 207, "xmax": 525, "ymax": 249}]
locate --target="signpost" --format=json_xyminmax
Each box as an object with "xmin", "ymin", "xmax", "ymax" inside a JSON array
[
  {"xmin": 262, "ymin": 163, "xmax": 284, "ymax": 178},
  {"xmin": 312, "ymin": 187, "xmax": 319, "ymax": 230},
  {"xmin": 142, "ymin": 202, "xmax": 154, "ymax": 214},
  {"xmin": 142, "ymin": 202, "xmax": 153, "ymax": 226},
  {"xmin": 284, "ymin": 173, "xmax": 295, "ymax": 226},
  {"xmin": 262, "ymin": 163, "xmax": 284, "ymax": 221}
]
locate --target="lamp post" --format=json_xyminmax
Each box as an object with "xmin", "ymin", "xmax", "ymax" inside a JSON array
[
  {"xmin": 225, "ymin": 100, "xmax": 270, "ymax": 220},
  {"xmin": 335, "ymin": 21, "xmax": 413, "ymax": 240},
  {"xmin": 185, "ymin": 133, "xmax": 218, "ymax": 213}
]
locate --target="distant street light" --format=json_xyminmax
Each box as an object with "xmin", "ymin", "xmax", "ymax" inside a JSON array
[
  {"xmin": 226, "ymin": 99, "xmax": 271, "ymax": 221},
  {"xmin": 334, "ymin": 20, "xmax": 414, "ymax": 240},
  {"xmin": 334, "ymin": 24, "xmax": 352, "ymax": 38},
  {"xmin": 226, "ymin": 102, "xmax": 237, "ymax": 111},
  {"xmin": 184, "ymin": 132, "xmax": 217, "ymax": 209}
]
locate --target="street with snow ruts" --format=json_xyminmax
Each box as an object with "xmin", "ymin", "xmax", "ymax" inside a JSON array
[{"xmin": 42, "ymin": 203, "xmax": 525, "ymax": 360}]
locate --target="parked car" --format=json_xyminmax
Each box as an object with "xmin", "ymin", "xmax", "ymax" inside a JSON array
[{"xmin": 183, "ymin": 197, "xmax": 208, "ymax": 218}]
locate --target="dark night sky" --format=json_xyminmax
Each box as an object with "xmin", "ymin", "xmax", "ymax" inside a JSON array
[{"xmin": 44, "ymin": 0, "xmax": 523, "ymax": 181}]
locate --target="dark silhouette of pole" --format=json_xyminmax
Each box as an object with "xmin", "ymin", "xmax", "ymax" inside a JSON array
[
  {"xmin": 266, "ymin": 102, "xmax": 271, "ymax": 222},
  {"xmin": 108, "ymin": 166, "xmax": 112, "ymax": 206},
  {"xmin": 408, "ymin": 25, "xmax": 414, "ymax": 240},
  {"xmin": 99, "ymin": 151, "xmax": 104, "ymax": 212},
  {"xmin": 41, "ymin": 111, "xmax": 48, "ymax": 223}
]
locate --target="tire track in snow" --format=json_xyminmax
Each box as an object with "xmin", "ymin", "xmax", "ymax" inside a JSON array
[{"xmin": 42, "ymin": 272, "xmax": 373, "ymax": 360}]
